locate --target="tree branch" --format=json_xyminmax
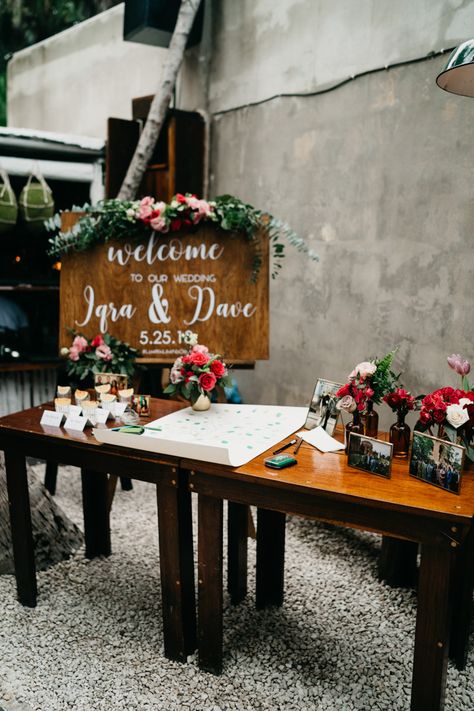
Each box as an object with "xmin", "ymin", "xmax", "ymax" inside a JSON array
[{"xmin": 117, "ymin": 0, "xmax": 201, "ymax": 200}]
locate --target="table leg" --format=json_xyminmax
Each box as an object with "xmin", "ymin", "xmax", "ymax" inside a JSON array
[
  {"xmin": 156, "ymin": 469, "xmax": 196, "ymax": 661},
  {"xmin": 198, "ymin": 493, "xmax": 223, "ymax": 674},
  {"xmin": 449, "ymin": 527, "xmax": 474, "ymax": 670},
  {"xmin": 256, "ymin": 508, "xmax": 285, "ymax": 609},
  {"xmin": 81, "ymin": 469, "xmax": 111, "ymax": 559},
  {"xmin": 227, "ymin": 501, "xmax": 248, "ymax": 604},
  {"xmin": 44, "ymin": 461, "xmax": 58, "ymax": 496},
  {"xmin": 411, "ymin": 543, "xmax": 451, "ymax": 711},
  {"xmin": 378, "ymin": 535, "xmax": 418, "ymax": 587},
  {"xmin": 4, "ymin": 449, "xmax": 37, "ymax": 607}
]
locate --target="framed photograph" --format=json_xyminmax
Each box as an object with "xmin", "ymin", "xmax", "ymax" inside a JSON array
[
  {"xmin": 94, "ymin": 373, "xmax": 128, "ymax": 396},
  {"xmin": 409, "ymin": 431, "xmax": 464, "ymax": 495},
  {"xmin": 304, "ymin": 378, "xmax": 344, "ymax": 436},
  {"xmin": 131, "ymin": 394, "xmax": 151, "ymax": 418},
  {"xmin": 347, "ymin": 433, "xmax": 393, "ymax": 479}
]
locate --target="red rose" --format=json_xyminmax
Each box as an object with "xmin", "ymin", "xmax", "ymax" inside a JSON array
[
  {"xmin": 384, "ymin": 392, "xmax": 400, "ymax": 409},
  {"xmin": 210, "ymin": 359, "xmax": 226, "ymax": 378},
  {"xmin": 91, "ymin": 335, "xmax": 104, "ymax": 348},
  {"xmin": 433, "ymin": 408, "xmax": 446, "ymax": 423},
  {"xmin": 170, "ymin": 219, "xmax": 182, "ymax": 231},
  {"xmin": 199, "ymin": 372, "xmax": 216, "ymax": 391},
  {"xmin": 336, "ymin": 384, "xmax": 350, "ymax": 398},
  {"xmin": 420, "ymin": 409, "xmax": 432, "ymax": 424},
  {"xmin": 365, "ymin": 387, "xmax": 374, "ymax": 399},
  {"xmin": 181, "ymin": 355, "xmax": 192, "ymax": 364},
  {"xmin": 176, "ymin": 193, "xmax": 187, "ymax": 204}
]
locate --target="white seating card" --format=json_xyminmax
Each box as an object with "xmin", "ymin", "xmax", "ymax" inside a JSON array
[
  {"xmin": 68, "ymin": 405, "xmax": 82, "ymax": 417},
  {"xmin": 64, "ymin": 415, "xmax": 87, "ymax": 432},
  {"xmin": 94, "ymin": 409, "xmax": 109, "ymax": 424},
  {"xmin": 40, "ymin": 410, "xmax": 64, "ymax": 427},
  {"xmin": 297, "ymin": 426, "xmax": 345, "ymax": 453}
]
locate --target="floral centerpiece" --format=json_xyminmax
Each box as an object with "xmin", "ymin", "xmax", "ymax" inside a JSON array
[
  {"xmin": 415, "ymin": 354, "xmax": 474, "ymax": 461},
  {"xmin": 164, "ymin": 336, "xmax": 232, "ymax": 410},
  {"xmin": 335, "ymin": 350, "xmax": 399, "ymax": 440},
  {"xmin": 61, "ymin": 332, "xmax": 139, "ymax": 383},
  {"xmin": 46, "ymin": 193, "xmax": 318, "ymax": 282}
]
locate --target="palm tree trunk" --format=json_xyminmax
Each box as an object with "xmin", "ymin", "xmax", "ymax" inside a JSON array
[{"xmin": 117, "ymin": 0, "xmax": 202, "ymax": 200}]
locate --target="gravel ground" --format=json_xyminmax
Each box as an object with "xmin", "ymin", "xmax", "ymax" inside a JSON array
[{"xmin": 1, "ymin": 464, "xmax": 474, "ymax": 711}]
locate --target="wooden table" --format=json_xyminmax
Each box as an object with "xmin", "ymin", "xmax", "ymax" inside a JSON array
[
  {"xmin": 184, "ymin": 438, "xmax": 474, "ymax": 711},
  {"xmin": 0, "ymin": 398, "xmax": 196, "ymax": 662}
]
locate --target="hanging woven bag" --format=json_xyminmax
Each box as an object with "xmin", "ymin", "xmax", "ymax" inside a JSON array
[
  {"xmin": 0, "ymin": 166, "xmax": 18, "ymax": 234},
  {"xmin": 19, "ymin": 167, "xmax": 55, "ymax": 232}
]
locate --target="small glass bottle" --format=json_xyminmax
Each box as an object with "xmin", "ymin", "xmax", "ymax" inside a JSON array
[
  {"xmin": 389, "ymin": 409, "xmax": 411, "ymax": 458},
  {"xmin": 345, "ymin": 410, "xmax": 364, "ymax": 452},
  {"xmin": 364, "ymin": 400, "xmax": 379, "ymax": 438}
]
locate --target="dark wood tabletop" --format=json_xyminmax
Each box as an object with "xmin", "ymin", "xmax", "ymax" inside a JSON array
[{"xmin": 184, "ymin": 434, "xmax": 474, "ymax": 711}]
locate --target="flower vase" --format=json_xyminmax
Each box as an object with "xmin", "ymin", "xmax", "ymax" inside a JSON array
[
  {"xmin": 364, "ymin": 401, "xmax": 379, "ymax": 438},
  {"xmin": 191, "ymin": 394, "xmax": 211, "ymax": 412},
  {"xmin": 345, "ymin": 410, "xmax": 364, "ymax": 452},
  {"xmin": 390, "ymin": 411, "xmax": 411, "ymax": 458}
]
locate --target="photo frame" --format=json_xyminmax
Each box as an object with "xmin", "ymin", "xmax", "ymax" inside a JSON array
[
  {"xmin": 409, "ymin": 431, "xmax": 464, "ymax": 495},
  {"xmin": 347, "ymin": 432, "xmax": 393, "ymax": 479},
  {"xmin": 93, "ymin": 373, "xmax": 128, "ymax": 396},
  {"xmin": 304, "ymin": 378, "xmax": 344, "ymax": 436},
  {"xmin": 131, "ymin": 394, "xmax": 151, "ymax": 418}
]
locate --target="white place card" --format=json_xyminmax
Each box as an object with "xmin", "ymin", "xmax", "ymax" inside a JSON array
[
  {"xmin": 94, "ymin": 409, "xmax": 109, "ymax": 424},
  {"xmin": 40, "ymin": 410, "xmax": 64, "ymax": 427},
  {"xmin": 68, "ymin": 405, "xmax": 82, "ymax": 417},
  {"xmin": 297, "ymin": 426, "xmax": 345, "ymax": 453},
  {"xmin": 112, "ymin": 402, "xmax": 127, "ymax": 417},
  {"xmin": 64, "ymin": 415, "xmax": 87, "ymax": 432}
]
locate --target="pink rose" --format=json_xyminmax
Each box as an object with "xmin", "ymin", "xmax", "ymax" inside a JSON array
[
  {"xmin": 72, "ymin": 335, "xmax": 88, "ymax": 353},
  {"xmin": 199, "ymin": 372, "xmax": 216, "ymax": 392},
  {"xmin": 96, "ymin": 344, "xmax": 112, "ymax": 361},
  {"xmin": 336, "ymin": 395, "xmax": 357, "ymax": 413},
  {"xmin": 69, "ymin": 346, "xmax": 80, "ymax": 362},
  {"xmin": 150, "ymin": 215, "xmax": 169, "ymax": 232},
  {"xmin": 190, "ymin": 351, "xmax": 210, "ymax": 367},
  {"xmin": 349, "ymin": 361, "xmax": 377, "ymax": 380},
  {"xmin": 192, "ymin": 344, "xmax": 209, "ymax": 355},
  {"xmin": 138, "ymin": 196, "xmax": 155, "ymax": 221}
]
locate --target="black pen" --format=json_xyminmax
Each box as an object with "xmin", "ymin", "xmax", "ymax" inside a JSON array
[
  {"xmin": 273, "ymin": 438, "xmax": 297, "ymax": 455},
  {"xmin": 293, "ymin": 437, "xmax": 303, "ymax": 455}
]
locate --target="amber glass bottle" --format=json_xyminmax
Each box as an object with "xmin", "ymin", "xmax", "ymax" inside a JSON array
[
  {"xmin": 389, "ymin": 410, "xmax": 411, "ymax": 458},
  {"xmin": 345, "ymin": 410, "xmax": 364, "ymax": 452},
  {"xmin": 364, "ymin": 400, "xmax": 379, "ymax": 438}
]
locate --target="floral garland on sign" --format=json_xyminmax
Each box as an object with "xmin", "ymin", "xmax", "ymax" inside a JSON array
[{"xmin": 47, "ymin": 193, "xmax": 318, "ymax": 282}]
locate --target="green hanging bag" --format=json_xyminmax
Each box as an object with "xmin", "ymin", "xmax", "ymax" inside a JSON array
[
  {"xmin": 0, "ymin": 166, "xmax": 18, "ymax": 233},
  {"xmin": 19, "ymin": 167, "xmax": 55, "ymax": 232}
]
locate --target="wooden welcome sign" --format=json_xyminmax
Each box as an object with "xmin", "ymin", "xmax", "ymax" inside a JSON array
[{"xmin": 59, "ymin": 213, "xmax": 269, "ymax": 363}]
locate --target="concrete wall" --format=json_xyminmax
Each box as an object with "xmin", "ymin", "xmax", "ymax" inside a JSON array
[
  {"xmin": 7, "ymin": 4, "xmax": 169, "ymax": 138},
  {"xmin": 203, "ymin": 0, "xmax": 474, "ymax": 425}
]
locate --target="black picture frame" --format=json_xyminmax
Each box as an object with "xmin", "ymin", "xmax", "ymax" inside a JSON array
[
  {"xmin": 347, "ymin": 432, "xmax": 393, "ymax": 479},
  {"xmin": 409, "ymin": 431, "xmax": 464, "ymax": 495}
]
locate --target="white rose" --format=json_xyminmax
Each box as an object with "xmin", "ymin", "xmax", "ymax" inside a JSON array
[
  {"xmin": 336, "ymin": 395, "xmax": 357, "ymax": 413},
  {"xmin": 459, "ymin": 398, "xmax": 472, "ymax": 408},
  {"xmin": 60, "ymin": 347, "xmax": 70, "ymax": 356},
  {"xmin": 446, "ymin": 403, "xmax": 469, "ymax": 429}
]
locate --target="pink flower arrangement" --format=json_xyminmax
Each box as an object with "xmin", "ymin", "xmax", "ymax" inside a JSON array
[
  {"xmin": 164, "ymin": 341, "xmax": 231, "ymax": 404},
  {"xmin": 61, "ymin": 331, "xmax": 139, "ymax": 383},
  {"xmin": 134, "ymin": 194, "xmax": 216, "ymax": 234}
]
